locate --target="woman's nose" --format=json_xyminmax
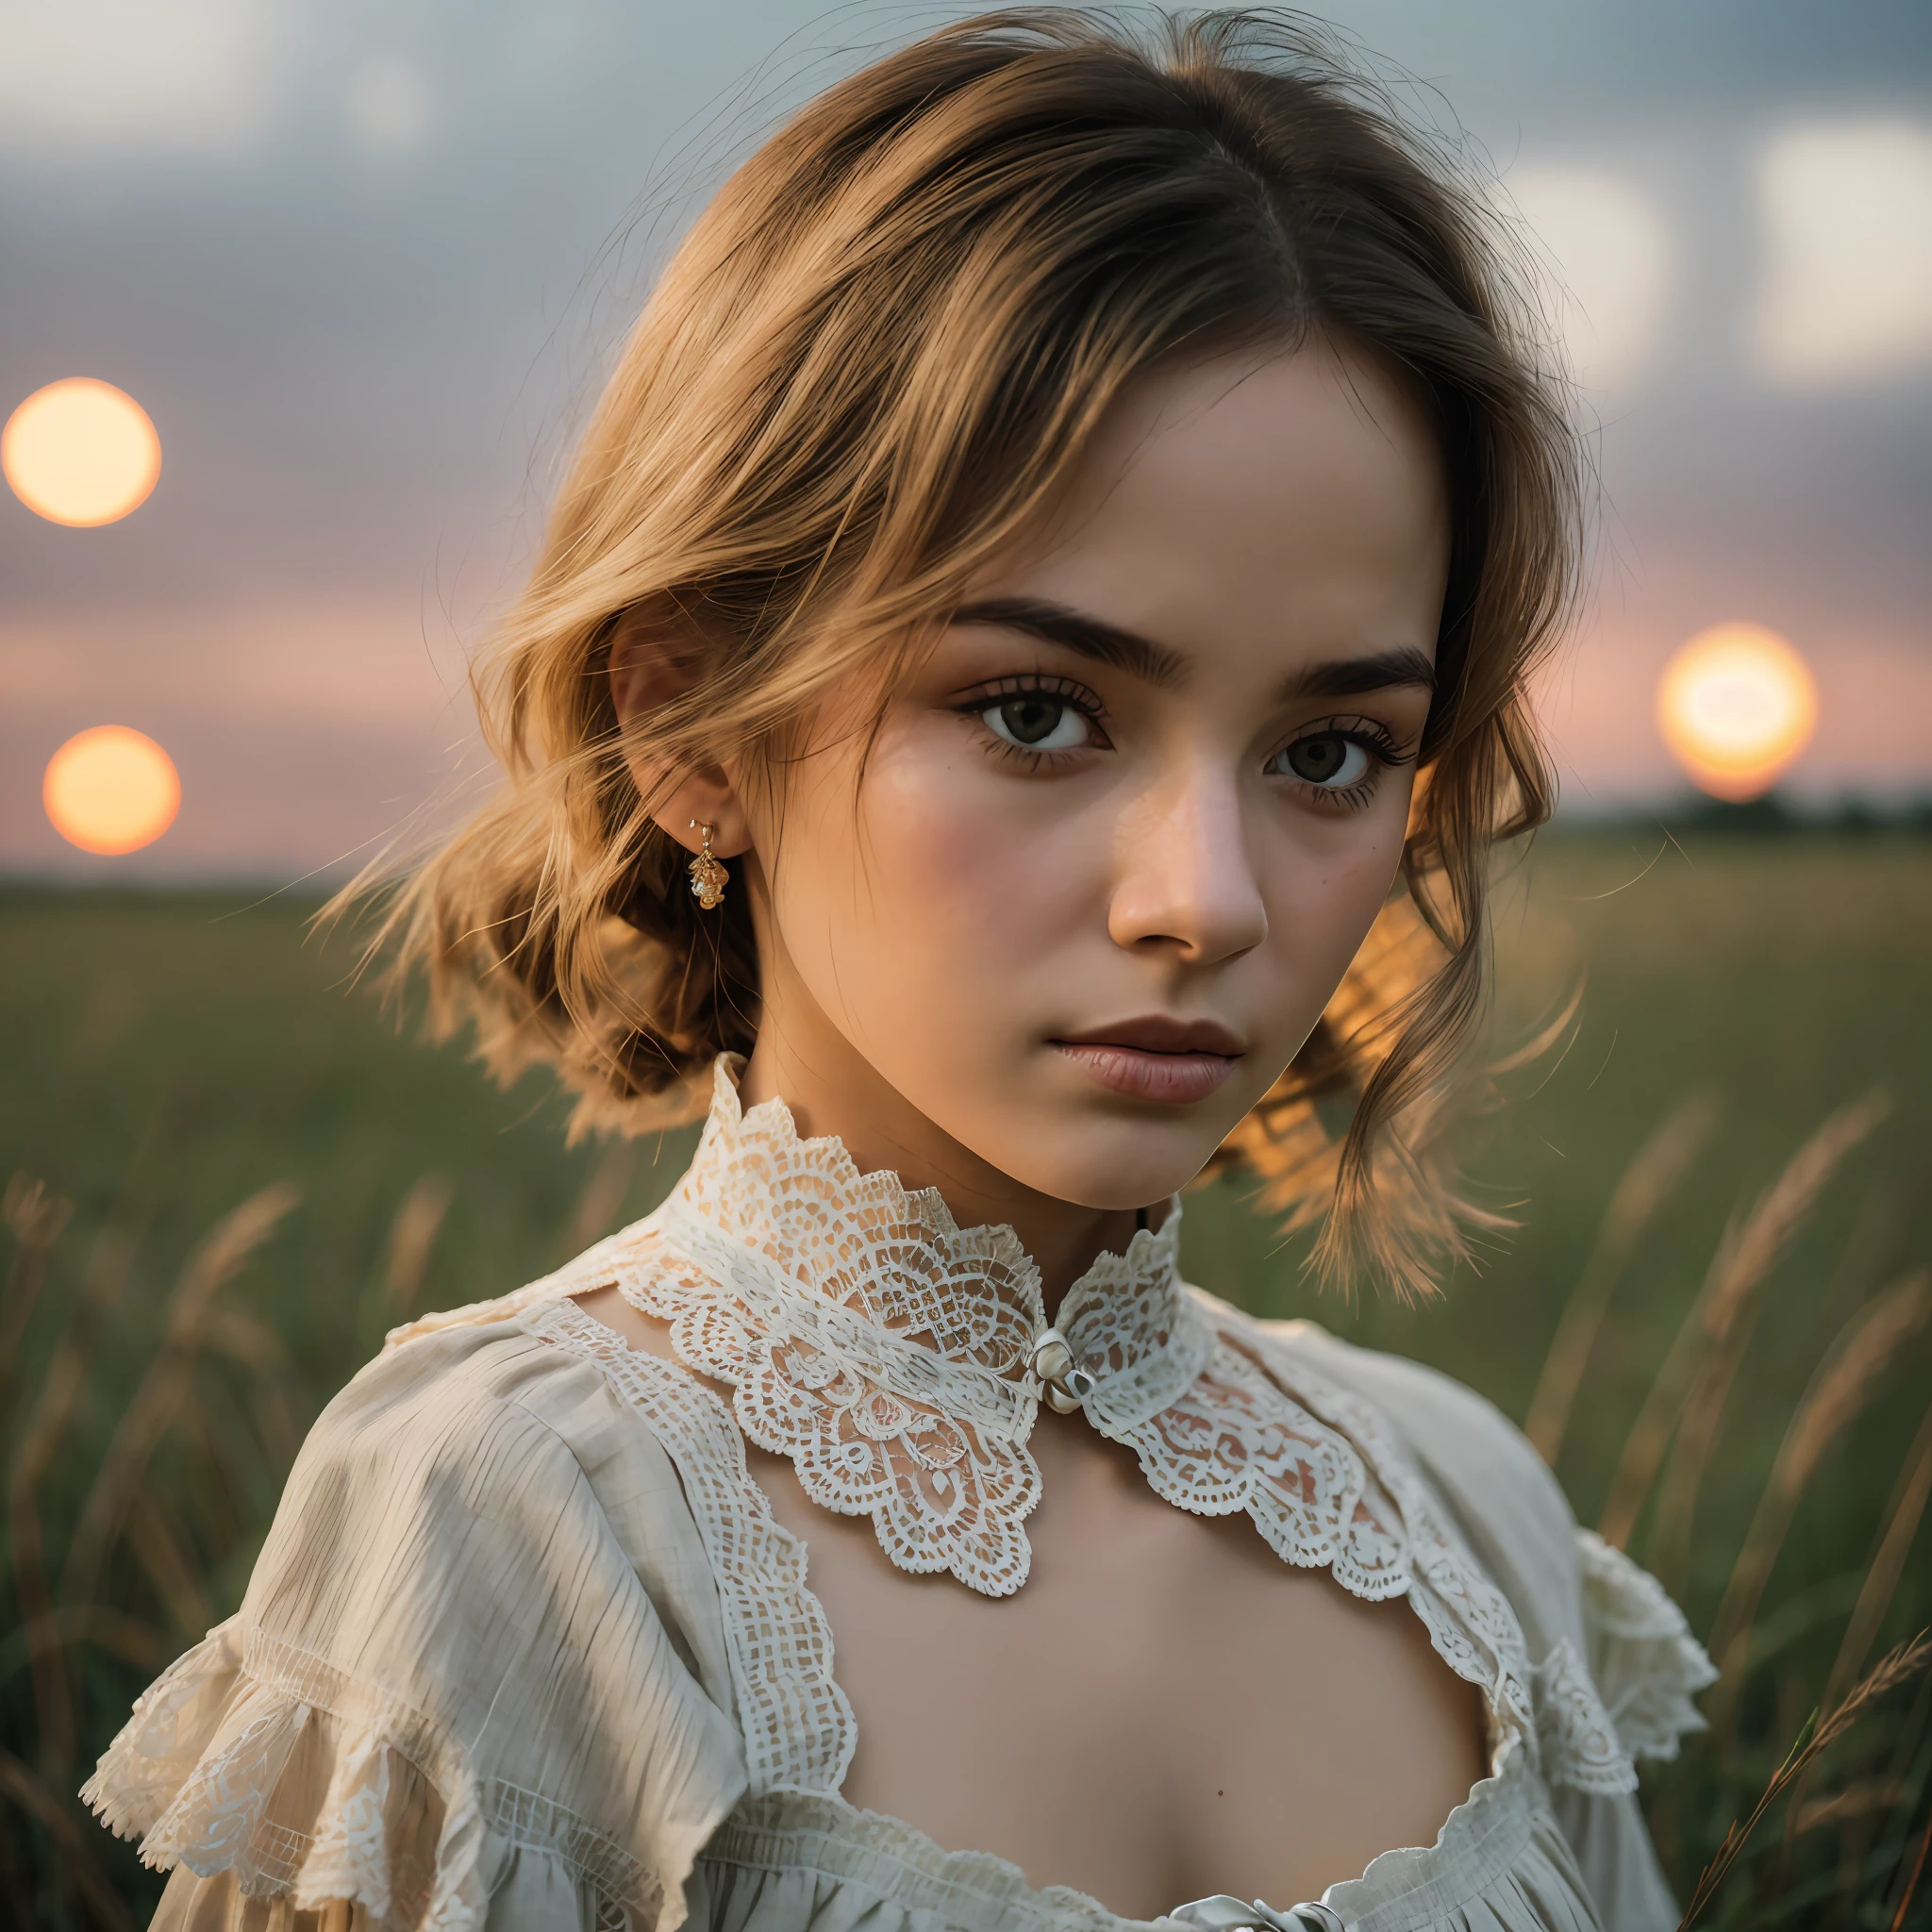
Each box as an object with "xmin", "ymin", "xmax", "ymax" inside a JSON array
[{"xmin": 1106, "ymin": 767, "xmax": 1268, "ymax": 964}]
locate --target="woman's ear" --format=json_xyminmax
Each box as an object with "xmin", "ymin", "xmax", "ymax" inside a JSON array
[{"xmin": 608, "ymin": 606, "xmax": 752, "ymax": 860}]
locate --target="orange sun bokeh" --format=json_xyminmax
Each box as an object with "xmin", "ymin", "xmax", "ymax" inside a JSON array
[
  {"xmin": 3, "ymin": 378, "xmax": 162, "ymax": 526},
  {"xmin": 43, "ymin": 727, "xmax": 181, "ymax": 856},
  {"xmin": 1656, "ymin": 623, "xmax": 1819, "ymax": 802}
]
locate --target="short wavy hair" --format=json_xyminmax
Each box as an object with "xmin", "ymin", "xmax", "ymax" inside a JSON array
[{"xmin": 350, "ymin": 8, "xmax": 1579, "ymax": 1295}]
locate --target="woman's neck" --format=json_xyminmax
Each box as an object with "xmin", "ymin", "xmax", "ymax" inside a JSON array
[{"xmin": 739, "ymin": 1025, "xmax": 1142, "ymax": 1317}]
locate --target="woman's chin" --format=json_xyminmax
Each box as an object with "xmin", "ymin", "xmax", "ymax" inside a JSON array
[{"xmin": 973, "ymin": 1110, "xmax": 1231, "ymax": 1218}]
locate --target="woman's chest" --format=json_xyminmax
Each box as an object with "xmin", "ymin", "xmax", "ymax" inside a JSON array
[{"xmin": 746, "ymin": 1414, "xmax": 1487, "ymax": 1921}]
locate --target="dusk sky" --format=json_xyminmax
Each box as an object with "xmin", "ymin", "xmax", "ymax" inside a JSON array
[{"xmin": 4, "ymin": 0, "xmax": 1930, "ymax": 877}]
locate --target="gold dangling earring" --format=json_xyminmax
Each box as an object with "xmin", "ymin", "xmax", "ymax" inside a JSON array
[{"xmin": 687, "ymin": 821, "xmax": 728, "ymax": 910}]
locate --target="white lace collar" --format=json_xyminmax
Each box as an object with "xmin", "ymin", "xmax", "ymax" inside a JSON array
[
  {"xmin": 601, "ymin": 1060, "xmax": 1622, "ymax": 1787},
  {"xmin": 641, "ymin": 1056, "xmax": 1208, "ymax": 1598},
  {"xmin": 406, "ymin": 1053, "xmax": 1657, "ymax": 1799},
  {"xmin": 621, "ymin": 1061, "xmax": 1688, "ymax": 1796}
]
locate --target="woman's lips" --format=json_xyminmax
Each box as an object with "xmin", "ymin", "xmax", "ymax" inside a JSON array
[{"xmin": 1051, "ymin": 1018, "xmax": 1245, "ymax": 1105}]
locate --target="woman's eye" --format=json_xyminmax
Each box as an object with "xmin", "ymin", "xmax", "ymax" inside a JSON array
[
  {"xmin": 980, "ymin": 693, "xmax": 1093, "ymax": 752},
  {"xmin": 1272, "ymin": 732, "xmax": 1372, "ymax": 789}
]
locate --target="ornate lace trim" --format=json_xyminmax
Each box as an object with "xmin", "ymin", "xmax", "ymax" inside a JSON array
[
  {"xmin": 524, "ymin": 1295, "xmax": 857, "ymax": 1798},
  {"xmin": 81, "ymin": 1616, "xmax": 248, "ymax": 1840},
  {"xmin": 1107, "ymin": 1327, "xmax": 1413, "ymax": 1603},
  {"xmin": 81, "ymin": 1616, "xmax": 656, "ymax": 1930},
  {"xmin": 1534, "ymin": 1641, "xmax": 1638, "ymax": 1796},
  {"xmin": 570, "ymin": 1259, "xmax": 1544, "ymax": 1793},
  {"xmin": 1056, "ymin": 1224, "xmax": 1212, "ymax": 1432},
  {"xmin": 648, "ymin": 1206, "xmax": 1046, "ymax": 1598},
  {"xmin": 634, "ymin": 1058, "xmax": 1055, "ymax": 1598}
]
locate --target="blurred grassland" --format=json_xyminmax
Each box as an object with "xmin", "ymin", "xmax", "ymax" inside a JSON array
[{"xmin": 3, "ymin": 828, "xmax": 1931, "ymax": 1927}]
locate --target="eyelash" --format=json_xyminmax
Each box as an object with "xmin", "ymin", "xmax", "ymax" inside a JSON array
[
  {"xmin": 1267, "ymin": 715, "xmax": 1417, "ymax": 811},
  {"xmin": 954, "ymin": 675, "xmax": 1110, "ymax": 766}
]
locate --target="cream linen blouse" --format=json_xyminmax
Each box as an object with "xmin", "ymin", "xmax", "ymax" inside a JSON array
[{"xmin": 86, "ymin": 1058, "xmax": 1714, "ymax": 1932}]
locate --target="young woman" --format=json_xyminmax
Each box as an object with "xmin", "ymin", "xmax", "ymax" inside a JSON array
[{"xmin": 85, "ymin": 13, "xmax": 1713, "ymax": 1931}]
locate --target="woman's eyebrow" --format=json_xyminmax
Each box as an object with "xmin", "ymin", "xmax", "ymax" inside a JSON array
[
  {"xmin": 1282, "ymin": 646, "xmax": 1438, "ymax": 700},
  {"xmin": 949, "ymin": 596, "xmax": 1187, "ymax": 689},
  {"xmin": 951, "ymin": 599, "xmax": 1436, "ymax": 702}
]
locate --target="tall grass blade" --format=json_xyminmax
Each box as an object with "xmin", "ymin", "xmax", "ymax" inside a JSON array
[
  {"xmin": 57, "ymin": 1183, "xmax": 299, "ymax": 1622},
  {"xmin": 1790, "ymin": 1776, "xmax": 1905, "ymax": 1835},
  {"xmin": 6, "ymin": 1208, "xmax": 145, "ymax": 1778},
  {"xmin": 1676, "ymin": 1633, "xmax": 1931, "ymax": 1928},
  {"xmin": 382, "ymin": 1174, "xmax": 454, "ymax": 1310},
  {"xmin": 1653, "ymin": 1154, "xmax": 1904, "ymax": 1589},
  {"xmin": 1, "ymin": 1607, "xmax": 170, "ymax": 1681},
  {"xmin": 1777, "ymin": 1414, "xmax": 1932, "ymax": 1846},
  {"xmin": 1599, "ymin": 1092, "xmax": 1888, "ymax": 1551},
  {"xmin": 1707, "ymin": 1274, "xmax": 1931, "ymax": 1728},
  {"xmin": 200, "ymin": 1306, "xmax": 304, "ymax": 1473},
  {"xmin": 1893, "ymin": 1804, "xmax": 1932, "ymax": 1930},
  {"xmin": 1827, "ymin": 1404, "xmax": 1932, "ymax": 1714},
  {"xmin": 1524, "ymin": 1091, "xmax": 1720, "ymax": 1464},
  {"xmin": 1, "ymin": 1175, "xmax": 73, "ymax": 1435},
  {"xmin": 121, "ymin": 1502, "xmax": 214, "ymax": 1642},
  {"xmin": 562, "ymin": 1141, "xmax": 637, "ymax": 1260}
]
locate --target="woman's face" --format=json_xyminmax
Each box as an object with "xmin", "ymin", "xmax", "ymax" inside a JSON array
[{"xmin": 740, "ymin": 341, "xmax": 1448, "ymax": 1213}]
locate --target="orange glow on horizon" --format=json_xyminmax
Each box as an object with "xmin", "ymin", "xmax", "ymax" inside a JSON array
[
  {"xmin": 3, "ymin": 378, "xmax": 161, "ymax": 526},
  {"xmin": 43, "ymin": 727, "xmax": 181, "ymax": 855},
  {"xmin": 1657, "ymin": 623, "xmax": 1819, "ymax": 802}
]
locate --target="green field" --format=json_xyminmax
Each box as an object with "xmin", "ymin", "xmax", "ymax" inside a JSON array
[{"xmin": 4, "ymin": 831, "xmax": 1930, "ymax": 1927}]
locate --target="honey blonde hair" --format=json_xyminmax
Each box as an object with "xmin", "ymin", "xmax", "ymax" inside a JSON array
[{"xmin": 355, "ymin": 8, "xmax": 1578, "ymax": 1295}]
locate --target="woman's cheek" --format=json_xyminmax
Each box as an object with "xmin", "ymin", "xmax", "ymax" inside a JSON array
[
  {"xmin": 859, "ymin": 738, "xmax": 1106, "ymax": 966},
  {"xmin": 1267, "ymin": 809, "xmax": 1413, "ymax": 1006}
]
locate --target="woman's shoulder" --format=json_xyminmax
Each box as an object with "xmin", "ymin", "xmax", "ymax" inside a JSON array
[
  {"xmin": 313, "ymin": 1304, "xmax": 582, "ymax": 1453},
  {"xmin": 309, "ymin": 1216, "xmax": 690, "ymax": 1497},
  {"xmin": 250, "ymin": 1291, "xmax": 722, "ymax": 1670},
  {"xmin": 277, "ymin": 1272, "xmax": 741, "ymax": 1681},
  {"xmin": 250, "ymin": 1303, "xmax": 627, "ymax": 1575},
  {"xmin": 378, "ymin": 1213, "xmax": 666, "ymax": 1357}
]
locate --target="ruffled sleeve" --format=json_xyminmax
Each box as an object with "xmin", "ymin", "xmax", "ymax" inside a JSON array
[
  {"xmin": 82, "ymin": 1319, "xmax": 750, "ymax": 1932},
  {"xmin": 1574, "ymin": 1529, "xmax": 1717, "ymax": 1763},
  {"xmin": 1529, "ymin": 1531, "xmax": 1714, "ymax": 1795}
]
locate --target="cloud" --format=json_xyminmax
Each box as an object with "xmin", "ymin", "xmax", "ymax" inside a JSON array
[
  {"xmin": 1505, "ymin": 166, "xmax": 1674, "ymax": 393},
  {"xmin": 1750, "ymin": 119, "xmax": 1932, "ymax": 388},
  {"xmin": 0, "ymin": 0, "xmax": 292, "ymax": 152},
  {"xmin": 345, "ymin": 54, "xmax": 435, "ymax": 155}
]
